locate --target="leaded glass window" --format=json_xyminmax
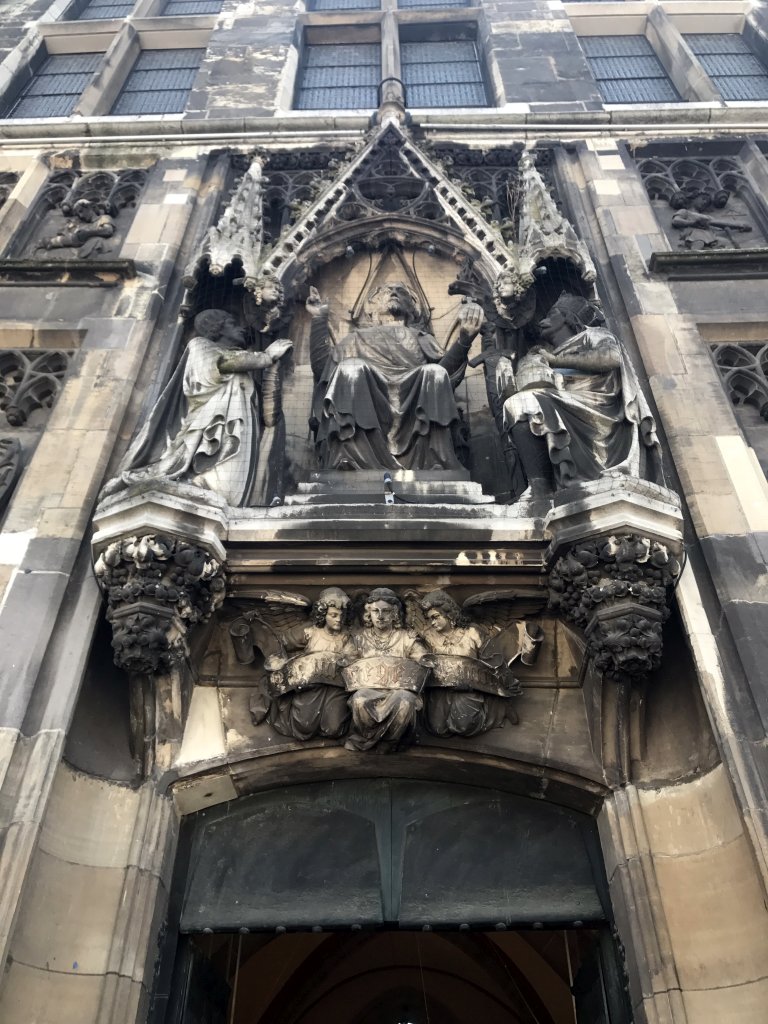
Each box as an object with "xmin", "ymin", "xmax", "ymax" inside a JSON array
[
  {"xmin": 685, "ymin": 34, "xmax": 768, "ymax": 101},
  {"xmin": 400, "ymin": 39, "xmax": 486, "ymax": 107},
  {"xmin": 110, "ymin": 49, "xmax": 203, "ymax": 115},
  {"xmin": 77, "ymin": 0, "xmax": 133, "ymax": 17},
  {"xmin": 295, "ymin": 43, "xmax": 380, "ymax": 110},
  {"xmin": 581, "ymin": 36, "xmax": 680, "ymax": 103},
  {"xmin": 398, "ymin": 0, "xmax": 468, "ymax": 8},
  {"xmin": 309, "ymin": 0, "xmax": 379, "ymax": 10},
  {"xmin": 7, "ymin": 53, "xmax": 101, "ymax": 118},
  {"xmin": 161, "ymin": 0, "xmax": 223, "ymax": 13}
]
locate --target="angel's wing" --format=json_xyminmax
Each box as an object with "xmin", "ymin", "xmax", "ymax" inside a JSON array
[
  {"xmin": 464, "ymin": 589, "xmax": 546, "ymax": 669},
  {"xmin": 229, "ymin": 589, "xmax": 311, "ymax": 663},
  {"xmin": 463, "ymin": 588, "xmax": 547, "ymax": 632},
  {"xmin": 402, "ymin": 590, "xmax": 429, "ymax": 635}
]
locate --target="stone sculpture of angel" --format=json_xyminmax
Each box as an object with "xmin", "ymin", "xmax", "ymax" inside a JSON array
[
  {"xmin": 229, "ymin": 587, "xmax": 356, "ymax": 741},
  {"xmin": 404, "ymin": 589, "xmax": 543, "ymax": 737}
]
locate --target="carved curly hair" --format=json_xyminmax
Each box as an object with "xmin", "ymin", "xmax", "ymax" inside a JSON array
[
  {"xmin": 312, "ymin": 587, "xmax": 352, "ymax": 628},
  {"xmin": 420, "ymin": 590, "xmax": 469, "ymax": 629}
]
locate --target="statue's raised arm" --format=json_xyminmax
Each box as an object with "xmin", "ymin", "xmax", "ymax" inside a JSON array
[{"xmin": 306, "ymin": 286, "xmax": 334, "ymax": 383}]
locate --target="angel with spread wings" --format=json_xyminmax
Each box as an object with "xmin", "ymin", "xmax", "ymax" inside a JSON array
[
  {"xmin": 230, "ymin": 587, "xmax": 356, "ymax": 741},
  {"xmin": 405, "ymin": 589, "xmax": 543, "ymax": 738}
]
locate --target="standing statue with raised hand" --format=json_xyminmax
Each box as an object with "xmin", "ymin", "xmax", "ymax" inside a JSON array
[
  {"xmin": 102, "ymin": 308, "xmax": 292, "ymax": 506},
  {"xmin": 306, "ymin": 281, "xmax": 483, "ymax": 472}
]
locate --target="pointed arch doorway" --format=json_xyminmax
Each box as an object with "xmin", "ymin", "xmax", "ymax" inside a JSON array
[{"xmin": 155, "ymin": 778, "xmax": 632, "ymax": 1024}]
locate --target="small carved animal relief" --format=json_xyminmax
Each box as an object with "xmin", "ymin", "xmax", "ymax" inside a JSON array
[
  {"xmin": 21, "ymin": 168, "xmax": 148, "ymax": 259},
  {"xmin": 230, "ymin": 586, "xmax": 542, "ymax": 752},
  {"xmin": 638, "ymin": 154, "xmax": 765, "ymax": 250}
]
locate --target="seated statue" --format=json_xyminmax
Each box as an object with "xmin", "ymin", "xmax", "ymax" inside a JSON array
[
  {"xmin": 344, "ymin": 588, "xmax": 429, "ymax": 752},
  {"xmin": 102, "ymin": 308, "xmax": 292, "ymax": 506},
  {"xmin": 503, "ymin": 292, "xmax": 663, "ymax": 504},
  {"xmin": 267, "ymin": 587, "xmax": 356, "ymax": 742},
  {"xmin": 306, "ymin": 281, "xmax": 483, "ymax": 472}
]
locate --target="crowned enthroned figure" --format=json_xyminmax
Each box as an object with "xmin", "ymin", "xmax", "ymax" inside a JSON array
[{"xmin": 306, "ymin": 281, "xmax": 483, "ymax": 472}]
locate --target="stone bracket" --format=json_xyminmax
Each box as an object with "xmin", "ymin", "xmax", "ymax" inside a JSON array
[
  {"xmin": 92, "ymin": 483, "xmax": 229, "ymax": 676},
  {"xmin": 545, "ymin": 479, "xmax": 684, "ymax": 685}
]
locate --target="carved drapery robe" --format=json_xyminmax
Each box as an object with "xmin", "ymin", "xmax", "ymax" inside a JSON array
[
  {"xmin": 315, "ymin": 324, "xmax": 467, "ymax": 472},
  {"xmin": 503, "ymin": 327, "xmax": 663, "ymax": 488},
  {"xmin": 345, "ymin": 628, "xmax": 429, "ymax": 752},
  {"xmin": 111, "ymin": 336, "xmax": 263, "ymax": 506},
  {"xmin": 268, "ymin": 625, "xmax": 355, "ymax": 741},
  {"xmin": 421, "ymin": 624, "xmax": 507, "ymax": 737}
]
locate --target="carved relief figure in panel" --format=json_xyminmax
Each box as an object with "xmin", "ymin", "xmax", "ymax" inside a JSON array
[
  {"xmin": 638, "ymin": 155, "xmax": 764, "ymax": 251},
  {"xmin": 28, "ymin": 168, "xmax": 148, "ymax": 259},
  {"xmin": 40, "ymin": 198, "xmax": 115, "ymax": 258},
  {"xmin": 503, "ymin": 293, "xmax": 663, "ymax": 505},
  {"xmin": 344, "ymin": 588, "xmax": 429, "ymax": 752},
  {"xmin": 306, "ymin": 281, "xmax": 484, "ymax": 472},
  {"xmin": 103, "ymin": 309, "xmax": 292, "ymax": 506},
  {"xmin": 264, "ymin": 587, "xmax": 357, "ymax": 741}
]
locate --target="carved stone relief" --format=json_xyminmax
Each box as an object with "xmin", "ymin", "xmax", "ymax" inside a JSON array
[
  {"xmin": 549, "ymin": 534, "xmax": 681, "ymax": 685},
  {"xmin": 231, "ymin": 586, "xmax": 542, "ymax": 751},
  {"xmin": 0, "ymin": 348, "xmax": 72, "ymax": 516},
  {"xmin": 711, "ymin": 342, "xmax": 768, "ymax": 473},
  {"xmin": 93, "ymin": 534, "xmax": 226, "ymax": 675},
  {"xmin": 0, "ymin": 172, "xmax": 19, "ymax": 211},
  {"xmin": 15, "ymin": 167, "xmax": 148, "ymax": 259},
  {"xmin": 638, "ymin": 154, "xmax": 766, "ymax": 250},
  {"xmin": 0, "ymin": 348, "xmax": 71, "ymax": 427}
]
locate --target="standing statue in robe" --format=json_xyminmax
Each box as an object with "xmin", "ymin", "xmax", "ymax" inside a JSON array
[
  {"xmin": 503, "ymin": 292, "xmax": 663, "ymax": 506},
  {"xmin": 305, "ymin": 281, "xmax": 483, "ymax": 472},
  {"xmin": 102, "ymin": 308, "xmax": 292, "ymax": 506}
]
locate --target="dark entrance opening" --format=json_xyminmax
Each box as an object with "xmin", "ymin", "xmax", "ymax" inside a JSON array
[
  {"xmin": 154, "ymin": 779, "xmax": 632, "ymax": 1022},
  {"xmin": 170, "ymin": 927, "xmax": 629, "ymax": 1024}
]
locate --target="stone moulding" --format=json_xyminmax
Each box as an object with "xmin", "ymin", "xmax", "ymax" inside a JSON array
[
  {"xmin": 649, "ymin": 247, "xmax": 768, "ymax": 280},
  {"xmin": 545, "ymin": 479, "xmax": 684, "ymax": 686},
  {"xmin": 0, "ymin": 258, "xmax": 136, "ymax": 287}
]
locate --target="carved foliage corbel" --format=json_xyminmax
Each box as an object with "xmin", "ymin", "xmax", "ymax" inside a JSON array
[
  {"xmin": 94, "ymin": 533, "xmax": 226, "ymax": 675},
  {"xmin": 549, "ymin": 534, "xmax": 681, "ymax": 685}
]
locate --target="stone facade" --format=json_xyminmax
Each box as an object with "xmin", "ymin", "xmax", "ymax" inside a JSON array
[{"xmin": 0, "ymin": 0, "xmax": 767, "ymax": 1022}]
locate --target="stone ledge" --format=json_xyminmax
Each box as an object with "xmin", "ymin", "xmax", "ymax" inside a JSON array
[
  {"xmin": 0, "ymin": 259, "xmax": 136, "ymax": 288},
  {"xmin": 649, "ymin": 247, "xmax": 768, "ymax": 280}
]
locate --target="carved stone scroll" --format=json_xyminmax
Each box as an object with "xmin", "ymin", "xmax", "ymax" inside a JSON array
[
  {"xmin": 94, "ymin": 534, "xmax": 226, "ymax": 675},
  {"xmin": 549, "ymin": 534, "xmax": 681, "ymax": 684}
]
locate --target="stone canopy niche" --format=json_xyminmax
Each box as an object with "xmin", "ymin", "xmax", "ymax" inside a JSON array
[{"xmin": 91, "ymin": 122, "xmax": 684, "ymax": 780}]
